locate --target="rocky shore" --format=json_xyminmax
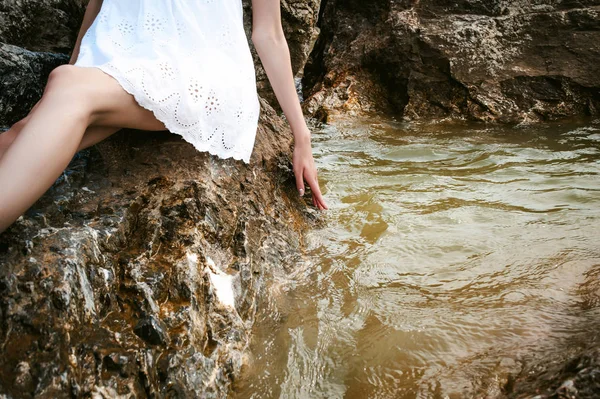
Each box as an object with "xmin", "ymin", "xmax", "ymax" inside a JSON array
[
  {"xmin": 301, "ymin": 0, "xmax": 600, "ymax": 124},
  {"xmin": 1, "ymin": 0, "xmax": 599, "ymax": 397}
]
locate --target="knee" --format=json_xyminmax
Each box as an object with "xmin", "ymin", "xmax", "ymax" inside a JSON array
[
  {"xmin": 42, "ymin": 65, "xmax": 94, "ymax": 116},
  {"xmin": 45, "ymin": 65, "xmax": 79, "ymax": 91},
  {"xmin": 46, "ymin": 64, "xmax": 77, "ymax": 88}
]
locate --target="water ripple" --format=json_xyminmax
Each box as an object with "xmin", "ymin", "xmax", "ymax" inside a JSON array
[{"xmin": 233, "ymin": 118, "xmax": 600, "ymax": 398}]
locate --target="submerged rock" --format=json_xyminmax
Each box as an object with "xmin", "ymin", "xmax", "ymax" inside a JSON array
[{"xmin": 302, "ymin": 0, "xmax": 600, "ymax": 123}]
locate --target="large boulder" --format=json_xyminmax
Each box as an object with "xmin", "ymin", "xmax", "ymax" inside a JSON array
[
  {"xmin": 302, "ymin": 0, "xmax": 600, "ymax": 123},
  {"xmin": 0, "ymin": 100, "xmax": 320, "ymax": 396},
  {"xmin": 0, "ymin": 45, "xmax": 321, "ymax": 396},
  {"xmin": 0, "ymin": 0, "xmax": 324, "ymax": 396}
]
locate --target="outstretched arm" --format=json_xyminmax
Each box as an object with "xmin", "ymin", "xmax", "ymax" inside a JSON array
[
  {"xmin": 251, "ymin": 0, "xmax": 328, "ymax": 210},
  {"xmin": 69, "ymin": 0, "xmax": 104, "ymax": 65}
]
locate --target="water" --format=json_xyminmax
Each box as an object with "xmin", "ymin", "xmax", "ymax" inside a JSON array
[{"xmin": 233, "ymin": 116, "xmax": 600, "ymax": 398}]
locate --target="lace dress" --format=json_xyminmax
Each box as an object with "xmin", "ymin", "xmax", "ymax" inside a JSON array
[{"xmin": 74, "ymin": 0, "xmax": 261, "ymax": 163}]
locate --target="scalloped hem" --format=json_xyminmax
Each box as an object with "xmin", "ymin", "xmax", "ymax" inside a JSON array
[{"xmin": 87, "ymin": 64, "xmax": 253, "ymax": 165}]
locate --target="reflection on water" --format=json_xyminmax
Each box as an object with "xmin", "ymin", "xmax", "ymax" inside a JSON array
[{"xmin": 233, "ymin": 117, "xmax": 600, "ymax": 398}]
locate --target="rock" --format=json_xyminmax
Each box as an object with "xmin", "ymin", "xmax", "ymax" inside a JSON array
[
  {"xmin": 0, "ymin": 97, "xmax": 320, "ymax": 397},
  {"xmin": 0, "ymin": 0, "xmax": 87, "ymax": 53},
  {"xmin": 500, "ymin": 265, "xmax": 600, "ymax": 398},
  {"xmin": 134, "ymin": 316, "xmax": 170, "ymax": 346},
  {"xmin": 302, "ymin": 0, "xmax": 600, "ymax": 123},
  {"xmin": 0, "ymin": 43, "xmax": 68, "ymax": 127},
  {"xmin": 504, "ymin": 346, "xmax": 600, "ymax": 399},
  {"xmin": 0, "ymin": 1, "xmax": 324, "ymax": 397},
  {"xmin": 0, "ymin": 0, "xmax": 86, "ymax": 53}
]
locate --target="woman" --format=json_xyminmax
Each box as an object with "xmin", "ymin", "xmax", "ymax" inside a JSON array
[{"xmin": 0, "ymin": 0, "xmax": 328, "ymax": 233}]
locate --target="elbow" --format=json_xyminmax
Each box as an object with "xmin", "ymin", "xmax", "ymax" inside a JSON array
[{"xmin": 251, "ymin": 27, "xmax": 286, "ymax": 49}]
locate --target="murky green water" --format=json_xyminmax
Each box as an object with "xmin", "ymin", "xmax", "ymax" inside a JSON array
[{"xmin": 233, "ymin": 116, "xmax": 600, "ymax": 398}]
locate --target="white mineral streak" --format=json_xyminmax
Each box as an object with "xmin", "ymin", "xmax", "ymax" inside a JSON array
[
  {"xmin": 136, "ymin": 280, "xmax": 160, "ymax": 314},
  {"xmin": 129, "ymin": 255, "xmax": 159, "ymax": 314},
  {"xmin": 205, "ymin": 256, "xmax": 236, "ymax": 309},
  {"xmin": 73, "ymin": 260, "xmax": 96, "ymax": 316},
  {"xmin": 183, "ymin": 251, "xmax": 208, "ymax": 344},
  {"xmin": 186, "ymin": 252, "xmax": 200, "ymax": 279},
  {"xmin": 60, "ymin": 228, "xmax": 107, "ymax": 317}
]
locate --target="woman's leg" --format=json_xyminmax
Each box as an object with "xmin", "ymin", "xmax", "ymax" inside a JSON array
[
  {"xmin": 0, "ymin": 65, "xmax": 166, "ymax": 233},
  {"xmin": 0, "ymin": 99, "xmax": 43, "ymax": 159},
  {"xmin": 1, "ymin": 95, "xmax": 121, "ymax": 160},
  {"xmin": 0, "ymin": 121, "xmax": 25, "ymax": 159},
  {"xmin": 1, "ymin": 119, "xmax": 120, "ymax": 160}
]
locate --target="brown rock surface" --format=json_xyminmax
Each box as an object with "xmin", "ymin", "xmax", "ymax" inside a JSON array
[
  {"xmin": 0, "ymin": 0, "xmax": 324, "ymax": 396},
  {"xmin": 302, "ymin": 0, "xmax": 600, "ymax": 123},
  {"xmin": 0, "ymin": 98, "xmax": 321, "ymax": 397}
]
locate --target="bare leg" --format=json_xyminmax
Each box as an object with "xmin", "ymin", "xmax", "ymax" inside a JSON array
[
  {"xmin": 0, "ymin": 100, "xmax": 42, "ymax": 159},
  {"xmin": 0, "ymin": 123, "xmax": 23, "ymax": 159},
  {"xmin": 0, "ymin": 65, "xmax": 166, "ymax": 233},
  {"xmin": 1, "ymin": 121, "xmax": 120, "ymax": 160},
  {"xmin": 1, "ymin": 95, "xmax": 121, "ymax": 160}
]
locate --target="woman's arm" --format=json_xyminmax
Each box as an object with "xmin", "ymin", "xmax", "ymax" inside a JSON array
[
  {"xmin": 251, "ymin": 0, "xmax": 328, "ymax": 210},
  {"xmin": 69, "ymin": 0, "xmax": 104, "ymax": 65}
]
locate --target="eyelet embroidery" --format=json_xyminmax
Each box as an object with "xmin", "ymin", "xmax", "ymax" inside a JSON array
[
  {"xmin": 144, "ymin": 14, "xmax": 165, "ymax": 35},
  {"xmin": 220, "ymin": 125, "xmax": 236, "ymax": 150},
  {"xmin": 159, "ymin": 62, "xmax": 176, "ymax": 80},
  {"xmin": 189, "ymin": 80, "xmax": 205, "ymax": 103},
  {"xmin": 117, "ymin": 21, "xmax": 135, "ymax": 35},
  {"xmin": 204, "ymin": 89, "xmax": 221, "ymax": 117}
]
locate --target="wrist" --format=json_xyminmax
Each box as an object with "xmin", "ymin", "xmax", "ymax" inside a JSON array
[{"xmin": 292, "ymin": 126, "xmax": 311, "ymax": 146}]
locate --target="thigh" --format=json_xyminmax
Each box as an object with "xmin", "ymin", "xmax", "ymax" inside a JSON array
[{"xmin": 66, "ymin": 66, "xmax": 168, "ymax": 132}]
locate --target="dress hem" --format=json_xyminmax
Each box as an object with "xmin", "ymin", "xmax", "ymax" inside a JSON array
[{"xmin": 87, "ymin": 64, "xmax": 253, "ymax": 165}]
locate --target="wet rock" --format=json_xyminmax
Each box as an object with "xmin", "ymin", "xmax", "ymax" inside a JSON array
[
  {"xmin": 0, "ymin": 98, "xmax": 320, "ymax": 397},
  {"xmin": 501, "ymin": 266, "xmax": 600, "ymax": 399},
  {"xmin": 302, "ymin": 0, "xmax": 600, "ymax": 123},
  {"xmin": 504, "ymin": 346, "xmax": 600, "ymax": 399},
  {"xmin": 13, "ymin": 361, "xmax": 33, "ymax": 391},
  {"xmin": 0, "ymin": 2, "xmax": 324, "ymax": 397},
  {"xmin": 134, "ymin": 316, "xmax": 170, "ymax": 346}
]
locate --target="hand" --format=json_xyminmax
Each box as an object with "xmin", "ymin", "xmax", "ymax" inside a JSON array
[{"xmin": 293, "ymin": 133, "xmax": 328, "ymax": 210}]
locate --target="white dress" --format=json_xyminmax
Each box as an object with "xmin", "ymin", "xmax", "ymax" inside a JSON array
[{"xmin": 74, "ymin": 0, "xmax": 261, "ymax": 164}]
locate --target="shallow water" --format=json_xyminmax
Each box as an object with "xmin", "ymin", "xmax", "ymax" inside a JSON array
[{"xmin": 233, "ymin": 117, "xmax": 600, "ymax": 398}]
